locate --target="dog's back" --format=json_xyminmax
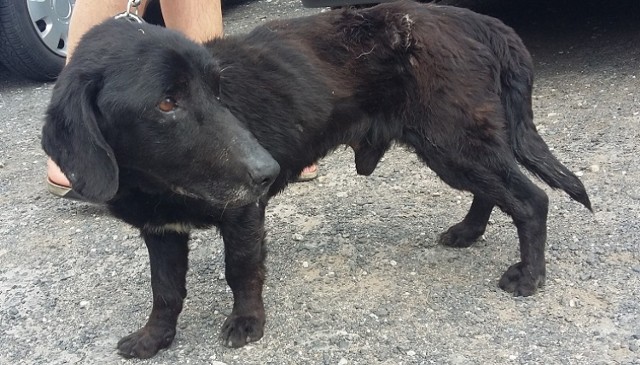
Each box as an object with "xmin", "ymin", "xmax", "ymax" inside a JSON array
[{"xmin": 247, "ymin": 1, "xmax": 589, "ymax": 208}]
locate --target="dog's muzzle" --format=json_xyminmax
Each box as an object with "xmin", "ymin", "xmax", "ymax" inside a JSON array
[{"xmin": 247, "ymin": 155, "xmax": 280, "ymax": 195}]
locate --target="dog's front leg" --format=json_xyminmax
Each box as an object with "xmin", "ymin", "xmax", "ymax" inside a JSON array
[
  {"xmin": 219, "ymin": 202, "xmax": 268, "ymax": 348},
  {"xmin": 117, "ymin": 230, "xmax": 189, "ymax": 359}
]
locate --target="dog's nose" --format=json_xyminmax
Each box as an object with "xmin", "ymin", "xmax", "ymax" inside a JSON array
[{"xmin": 248, "ymin": 158, "xmax": 280, "ymax": 191}]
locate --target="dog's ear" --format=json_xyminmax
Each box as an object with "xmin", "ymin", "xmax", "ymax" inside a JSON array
[{"xmin": 42, "ymin": 70, "xmax": 119, "ymax": 202}]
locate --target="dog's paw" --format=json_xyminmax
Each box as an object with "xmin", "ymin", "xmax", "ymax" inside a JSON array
[
  {"xmin": 117, "ymin": 326, "xmax": 176, "ymax": 359},
  {"xmin": 220, "ymin": 314, "xmax": 265, "ymax": 348},
  {"xmin": 438, "ymin": 223, "xmax": 484, "ymax": 248},
  {"xmin": 498, "ymin": 262, "xmax": 545, "ymax": 297}
]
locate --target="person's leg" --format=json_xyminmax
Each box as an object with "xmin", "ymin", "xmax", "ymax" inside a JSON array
[
  {"xmin": 159, "ymin": 0, "xmax": 223, "ymax": 43},
  {"xmin": 47, "ymin": 0, "xmax": 223, "ymax": 192},
  {"xmin": 68, "ymin": 0, "xmax": 136, "ymax": 60}
]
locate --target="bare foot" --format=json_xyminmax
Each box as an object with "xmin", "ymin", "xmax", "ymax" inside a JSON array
[
  {"xmin": 47, "ymin": 158, "xmax": 71, "ymax": 187},
  {"xmin": 297, "ymin": 163, "xmax": 318, "ymax": 182}
]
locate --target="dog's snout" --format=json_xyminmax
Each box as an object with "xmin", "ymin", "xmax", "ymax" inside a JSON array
[{"xmin": 248, "ymin": 158, "xmax": 280, "ymax": 191}]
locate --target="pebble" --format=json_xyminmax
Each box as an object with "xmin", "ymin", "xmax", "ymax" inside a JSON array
[
  {"xmin": 589, "ymin": 164, "xmax": 600, "ymax": 172},
  {"xmin": 302, "ymin": 261, "xmax": 309, "ymax": 268},
  {"xmin": 293, "ymin": 233, "xmax": 304, "ymax": 241},
  {"xmin": 580, "ymin": 273, "xmax": 592, "ymax": 281},
  {"xmin": 338, "ymin": 358, "xmax": 348, "ymax": 365}
]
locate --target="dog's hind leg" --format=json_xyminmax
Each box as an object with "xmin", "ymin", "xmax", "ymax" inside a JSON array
[
  {"xmin": 117, "ymin": 230, "xmax": 189, "ymax": 359},
  {"xmin": 407, "ymin": 131, "xmax": 549, "ymax": 296},
  {"xmin": 495, "ymin": 176, "xmax": 549, "ymax": 296},
  {"xmin": 448, "ymin": 165, "xmax": 547, "ymax": 296},
  {"xmin": 218, "ymin": 202, "xmax": 268, "ymax": 348},
  {"xmin": 438, "ymin": 194, "xmax": 494, "ymax": 248}
]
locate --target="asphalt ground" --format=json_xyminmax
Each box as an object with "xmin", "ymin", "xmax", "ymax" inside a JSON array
[{"xmin": 0, "ymin": 0, "xmax": 639, "ymax": 364}]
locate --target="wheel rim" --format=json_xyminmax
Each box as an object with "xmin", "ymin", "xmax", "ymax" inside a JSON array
[{"xmin": 26, "ymin": 0, "xmax": 76, "ymax": 57}]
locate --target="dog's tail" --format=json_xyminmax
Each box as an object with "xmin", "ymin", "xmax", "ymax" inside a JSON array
[{"xmin": 499, "ymin": 40, "xmax": 592, "ymax": 211}]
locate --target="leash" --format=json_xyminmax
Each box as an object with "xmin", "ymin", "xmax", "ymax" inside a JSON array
[{"xmin": 114, "ymin": 0, "xmax": 144, "ymax": 23}]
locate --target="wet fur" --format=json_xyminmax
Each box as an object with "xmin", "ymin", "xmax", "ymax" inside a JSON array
[{"xmin": 42, "ymin": 0, "xmax": 590, "ymax": 359}]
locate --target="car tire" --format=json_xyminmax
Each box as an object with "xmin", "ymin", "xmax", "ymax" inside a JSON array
[{"xmin": 0, "ymin": 0, "xmax": 71, "ymax": 81}]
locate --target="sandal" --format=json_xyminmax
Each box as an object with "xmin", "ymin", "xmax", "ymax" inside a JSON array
[
  {"xmin": 46, "ymin": 177, "xmax": 84, "ymax": 201},
  {"xmin": 297, "ymin": 164, "xmax": 319, "ymax": 182}
]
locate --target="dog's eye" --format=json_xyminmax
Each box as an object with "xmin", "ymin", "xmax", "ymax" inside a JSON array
[{"xmin": 158, "ymin": 97, "xmax": 177, "ymax": 113}]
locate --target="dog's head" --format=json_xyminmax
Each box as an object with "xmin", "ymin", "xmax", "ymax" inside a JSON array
[{"xmin": 42, "ymin": 19, "xmax": 279, "ymax": 206}]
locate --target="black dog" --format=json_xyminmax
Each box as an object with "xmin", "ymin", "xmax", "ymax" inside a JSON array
[{"xmin": 42, "ymin": 0, "xmax": 591, "ymax": 359}]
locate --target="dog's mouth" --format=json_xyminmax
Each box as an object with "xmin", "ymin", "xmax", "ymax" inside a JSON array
[
  {"xmin": 125, "ymin": 167, "xmax": 260, "ymax": 207},
  {"xmin": 171, "ymin": 184, "xmax": 263, "ymax": 209}
]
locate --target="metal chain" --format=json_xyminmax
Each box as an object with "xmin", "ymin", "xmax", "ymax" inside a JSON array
[{"xmin": 114, "ymin": 0, "xmax": 144, "ymax": 23}]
